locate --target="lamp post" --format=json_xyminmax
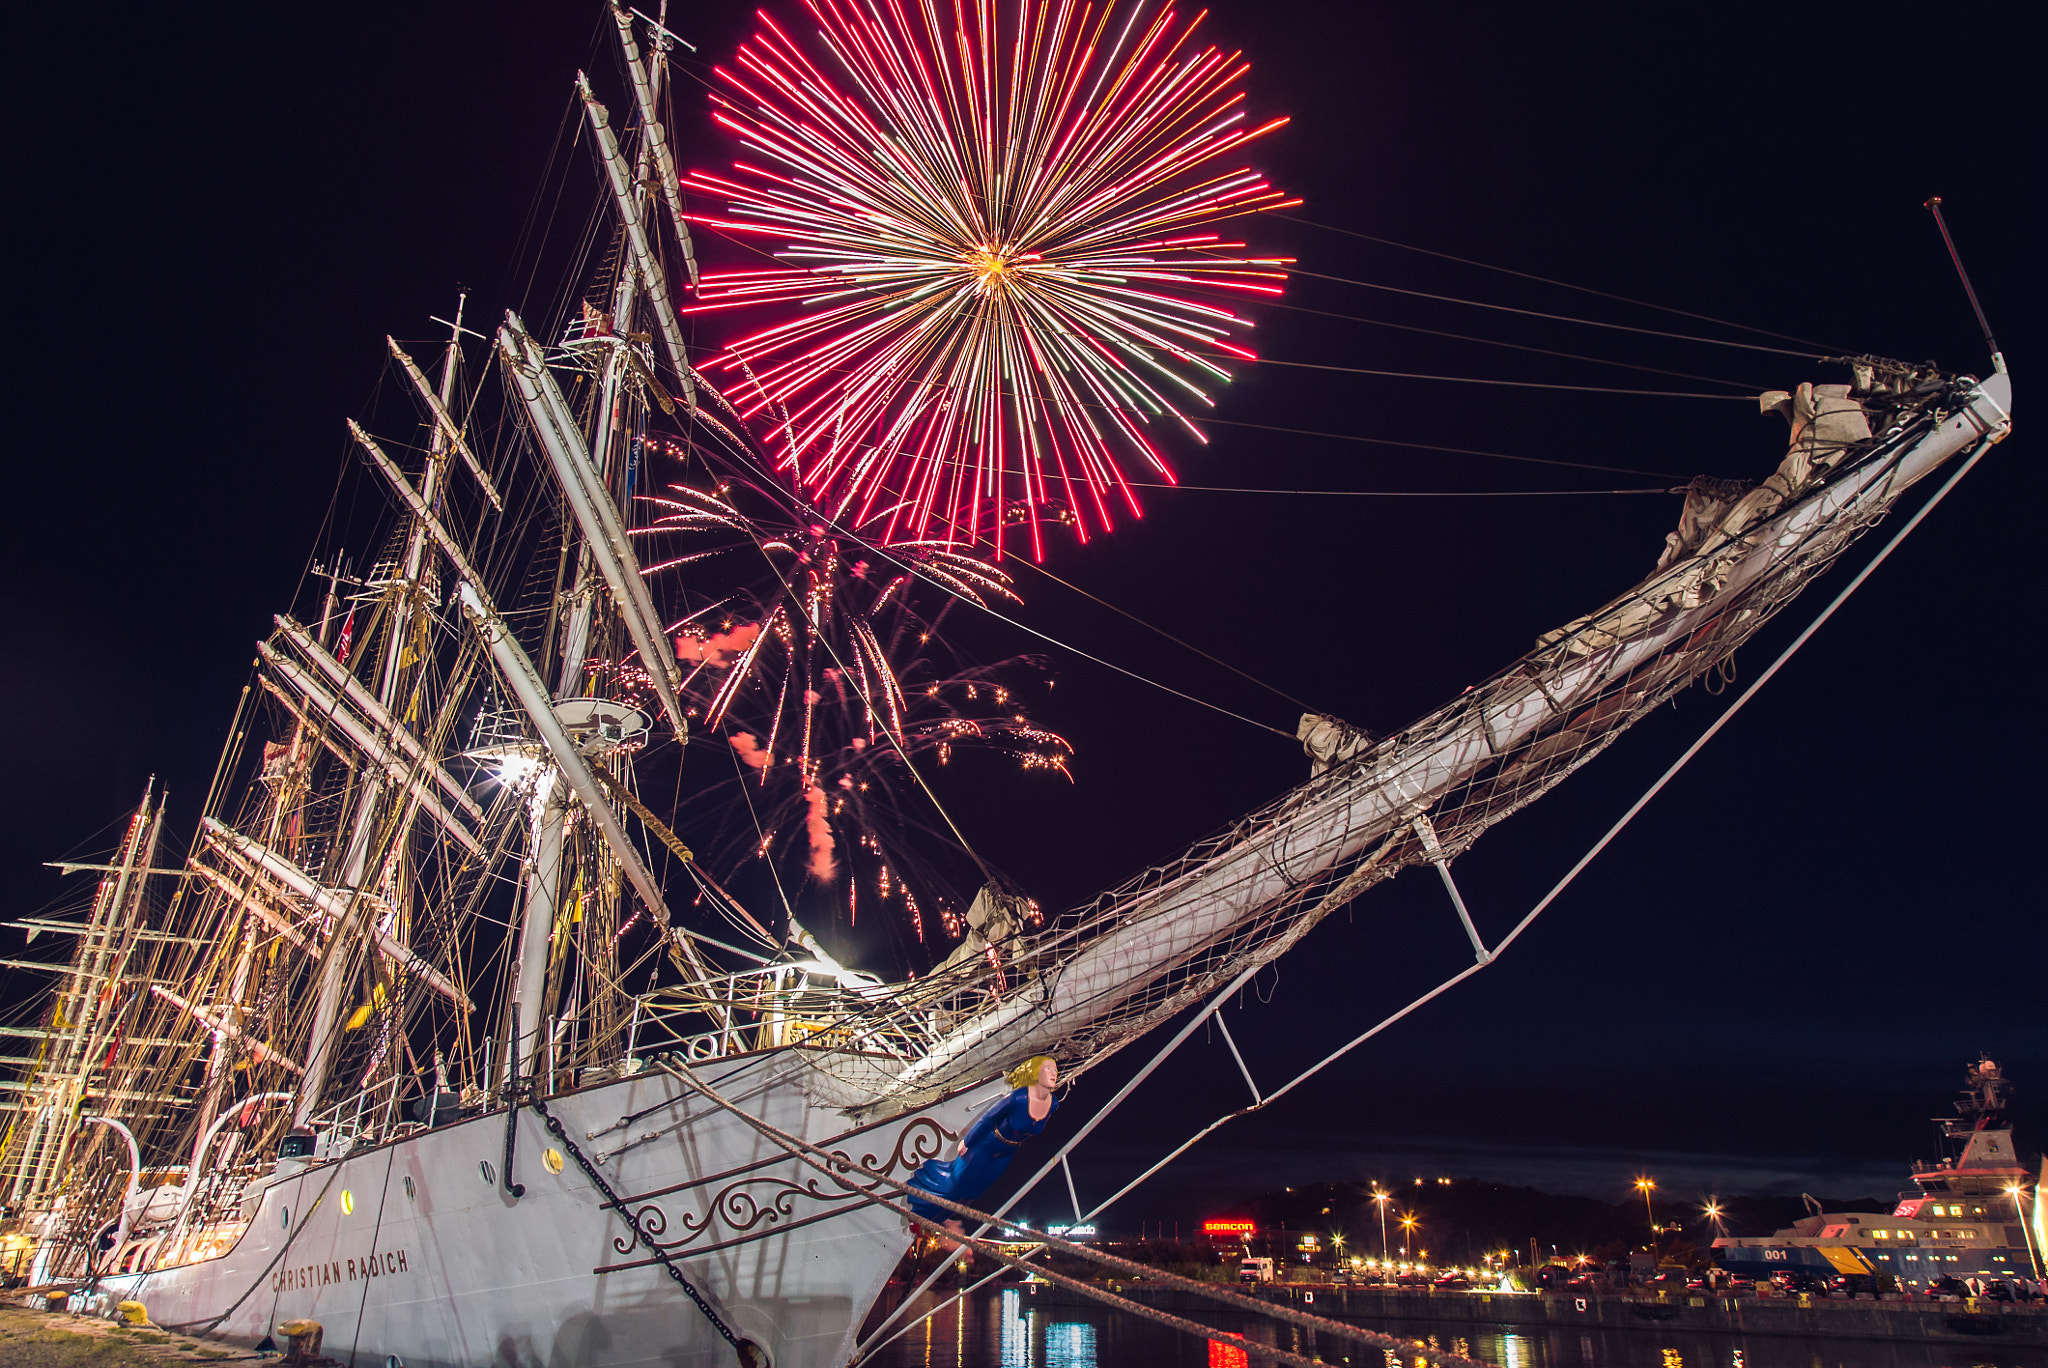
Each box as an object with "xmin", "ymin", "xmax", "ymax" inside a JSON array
[
  {"xmin": 1635, "ymin": 1176, "xmax": 1658, "ymax": 1253},
  {"xmin": 1374, "ymin": 1188, "xmax": 1391, "ymax": 1259},
  {"xmin": 1400, "ymin": 1213, "xmax": 1418, "ymax": 1259}
]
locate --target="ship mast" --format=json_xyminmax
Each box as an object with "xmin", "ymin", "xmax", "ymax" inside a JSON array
[
  {"xmin": 292, "ymin": 304, "xmax": 479, "ymax": 1127},
  {"xmin": 0, "ymin": 781, "xmax": 161, "ymax": 1208},
  {"xmin": 495, "ymin": 14, "xmax": 715, "ymax": 1090}
]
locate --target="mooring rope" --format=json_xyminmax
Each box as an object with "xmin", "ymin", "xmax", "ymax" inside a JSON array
[
  {"xmin": 657, "ymin": 1062, "xmax": 1497, "ymax": 1368},
  {"xmin": 524, "ymin": 1090, "xmax": 763, "ymax": 1367}
]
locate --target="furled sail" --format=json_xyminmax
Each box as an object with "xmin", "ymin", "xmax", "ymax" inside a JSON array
[{"xmin": 830, "ymin": 368, "xmax": 2011, "ymax": 1119}]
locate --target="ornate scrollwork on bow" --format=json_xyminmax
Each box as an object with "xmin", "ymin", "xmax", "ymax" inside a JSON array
[{"xmin": 613, "ymin": 1115, "xmax": 956, "ymax": 1258}]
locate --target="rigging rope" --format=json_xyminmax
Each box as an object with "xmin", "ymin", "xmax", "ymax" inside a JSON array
[
  {"xmin": 1016, "ymin": 561, "xmax": 1319, "ymax": 714},
  {"xmin": 1480, "ymin": 429, "xmax": 2002, "ymax": 966},
  {"xmin": 1199, "ymin": 416, "xmax": 1690, "ymax": 479},
  {"xmin": 747, "ymin": 542, "xmax": 1008, "ymax": 888},
  {"xmin": 148, "ymin": 1161, "xmax": 348, "ymax": 1337},
  {"xmin": 894, "ymin": 429, "xmax": 2008, "ymax": 1337},
  {"xmin": 721, "ymin": 480, "xmax": 1302, "ymax": 741},
  {"xmin": 1286, "ymin": 265, "xmax": 1828, "ymax": 359},
  {"xmin": 1257, "ymin": 297, "xmax": 1760, "ymax": 389},
  {"xmin": 1125, "ymin": 480, "xmax": 1674, "ymax": 497},
  {"xmin": 1261, "ymin": 356, "xmax": 1756, "ymax": 399},
  {"xmin": 344, "ymin": 1141, "xmax": 403, "ymax": 1362},
  {"xmin": 919, "ymin": 588, "xmax": 1295, "ymax": 741},
  {"xmin": 1276, "ymin": 214, "xmax": 1848, "ymax": 352},
  {"xmin": 719, "ymin": 735, "xmax": 800, "ymax": 930},
  {"xmin": 586, "ymin": 766, "xmax": 776, "ymax": 948}
]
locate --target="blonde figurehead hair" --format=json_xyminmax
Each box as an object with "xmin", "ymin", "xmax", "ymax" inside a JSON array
[{"xmin": 1006, "ymin": 1055, "xmax": 1057, "ymax": 1090}]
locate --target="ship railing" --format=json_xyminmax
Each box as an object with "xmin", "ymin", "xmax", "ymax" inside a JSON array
[
  {"xmin": 629, "ymin": 964, "xmax": 945, "ymax": 1064},
  {"xmin": 305, "ymin": 1073, "xmax": 408, "ymax": 1155}
]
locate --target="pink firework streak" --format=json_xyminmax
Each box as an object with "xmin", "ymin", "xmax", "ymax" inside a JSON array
[
  {"xmin": 684, "ymin": 0, "xmax": 1295, "ymax": 558},
  {"xmin": 803, "ymin": 783, "xmax": 838, "ymax": 881}
]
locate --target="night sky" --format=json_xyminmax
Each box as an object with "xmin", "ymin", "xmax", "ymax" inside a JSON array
[{"xmin": 6, "ymin": 1, "xmax": 2039, "ymax": 1234}]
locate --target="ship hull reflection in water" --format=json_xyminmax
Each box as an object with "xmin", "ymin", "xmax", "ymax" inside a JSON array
[{"xmin": 867, "ymin": 1289, "xmax": 2048, "ymax": 1367}]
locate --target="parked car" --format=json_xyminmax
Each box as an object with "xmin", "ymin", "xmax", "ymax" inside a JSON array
[
  {"xmin": 1828, "ymin": 1274, "xmax": 1876, "ymax": 1298},
  {"xmin": 1432, "ymin": 1273, "xmax": 1472, "ymax": 1291},
  {"xmin": 1769, "ymin": 1269, "xmax": 1829, "ymax": 1296},
  {"xmin": 1564, "ymin": 1272, "xmax": 1604, "ymax": 1291}
]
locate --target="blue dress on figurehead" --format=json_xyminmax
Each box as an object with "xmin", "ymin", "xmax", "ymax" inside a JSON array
[{"xmin": 905, "ymin": 1086, "xmax": 1058, "ymax": 1222}]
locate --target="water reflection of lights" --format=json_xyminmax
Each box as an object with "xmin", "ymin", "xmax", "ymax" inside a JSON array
[
  {"xmin": 1209, "ymin": 1334, "xmax": 1250, "ymax": 1368},
  {"xmin": 1044, "ymin": 1322, "xmax": 1095, "ymax": 1368},
  {"xmin": 1000, "ymin": 1288, "xmax": 1029, "ymax": 1367},
  {"xmin": 989, "ymin": 1288, "xmax": 1097, "ymax": 1368},
  {"xmin": 1504, "ymin": 1332, "xmax": 1531, "ymax": 1368}
]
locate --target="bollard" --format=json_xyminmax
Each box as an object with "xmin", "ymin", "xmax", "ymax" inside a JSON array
[{"xmin": 277, "ymin": 1318, "xmax": 325, "ymax": 1365}]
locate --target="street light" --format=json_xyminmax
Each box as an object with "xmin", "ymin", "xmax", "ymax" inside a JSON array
[
  {"xmin": 1635, "ymin": 1177, "xmax": 1657, "ymax": 1251},
  {"xmin": 1400, "ymin": 1213, "xmax": 1418, "ymax": 1259},
  {"xmin": 1373, "ymin": 1188, "xmax": 1391, "ymax": 1259},
  {"xmin": 1702, "ymin": 1198, "xmax": 1728, "ymax": 1239}
]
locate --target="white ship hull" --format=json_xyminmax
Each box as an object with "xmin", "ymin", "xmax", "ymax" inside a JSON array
[{"xmin": 98, "ymin": 1051, "xmax": 986, "ymax": 1368}]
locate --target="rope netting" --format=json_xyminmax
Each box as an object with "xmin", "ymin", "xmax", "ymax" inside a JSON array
[{"xmin": 803, "ymin": 372, "xmax": 2003, "ymax": 1116}]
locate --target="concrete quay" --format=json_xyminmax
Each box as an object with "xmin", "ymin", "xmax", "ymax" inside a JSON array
[{"xmin": 1019, "ymin": 1281, "xmax": 2048, "ymax": 1345}]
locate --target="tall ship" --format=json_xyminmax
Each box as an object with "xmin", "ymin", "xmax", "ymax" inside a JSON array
[
  {"xmin": 0, "ymin": 2, "xmax": 2015, "ymax": 1365},
  {"xmin": 1713, "ymin": 1058, "xmax": 2046, "ymax": 1291}
]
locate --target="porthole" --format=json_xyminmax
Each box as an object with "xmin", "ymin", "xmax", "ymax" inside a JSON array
[
  {"xmin": 479, "ymin": 1160, "xmax": 496, "ymax": 1186},
  {"xmin": 281, "ymin": 1206, "xmax": 290, "ymax": 1229},
  {"xmin": 542, "ymin": 1148, "xmax": 564, "ymax": 1175},
  {"xmin": 340, "ymin": 1190, "xmax": 355, "ymax": 1216},
  {"xmin": 403, "ymin": 1175, "xmax": 416, "ymax": 1203}
]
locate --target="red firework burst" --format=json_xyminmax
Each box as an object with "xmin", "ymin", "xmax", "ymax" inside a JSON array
[{"xmin": 683, "ymin": 0, "xmax": 1294, "ymax": 558}]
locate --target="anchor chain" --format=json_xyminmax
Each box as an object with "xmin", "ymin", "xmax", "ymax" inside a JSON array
[{"xmin": 525, "ymin": 1092, "xmax": 762, "ymax": 1368}]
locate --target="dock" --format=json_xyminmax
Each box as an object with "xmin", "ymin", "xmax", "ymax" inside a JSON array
[{"xmin": 1016, "ymin": 1281, "xmax": 2048, "ymax": 1345}]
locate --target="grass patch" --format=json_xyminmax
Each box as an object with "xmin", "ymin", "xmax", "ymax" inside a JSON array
[{"xmin": 0, "ymin": 1306, "xmax": 184, "ymax": 1366}]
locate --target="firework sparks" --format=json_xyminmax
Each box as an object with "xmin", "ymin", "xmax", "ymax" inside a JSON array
[
  {"xmin": 636, "ymin": 476, "xmax": 1071, "ymax": 946},
  {"xmin": 684, "ymin": 0, "xmax": 1294, "ymax": 558}
]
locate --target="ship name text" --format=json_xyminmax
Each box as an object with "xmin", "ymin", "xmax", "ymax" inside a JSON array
[{"xmin": 272, "ymin": 1248, "xmax": 410, "ymax": 1292}]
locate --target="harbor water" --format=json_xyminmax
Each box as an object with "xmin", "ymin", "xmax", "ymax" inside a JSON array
[{"xmin": 862, "ymin": 1287, "xmax": 2048, "ymax": 1368}]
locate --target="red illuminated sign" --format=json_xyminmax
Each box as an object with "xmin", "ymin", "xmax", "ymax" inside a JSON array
[{"xmin": 1202, "ymin": 1220, "xmax": 1256, "ymax": 1235}]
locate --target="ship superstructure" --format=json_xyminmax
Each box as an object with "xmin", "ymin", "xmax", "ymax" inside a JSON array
[{"xmin": 1714, "ymin": 1059, "xmax": 2046, "ymax": 1290}]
